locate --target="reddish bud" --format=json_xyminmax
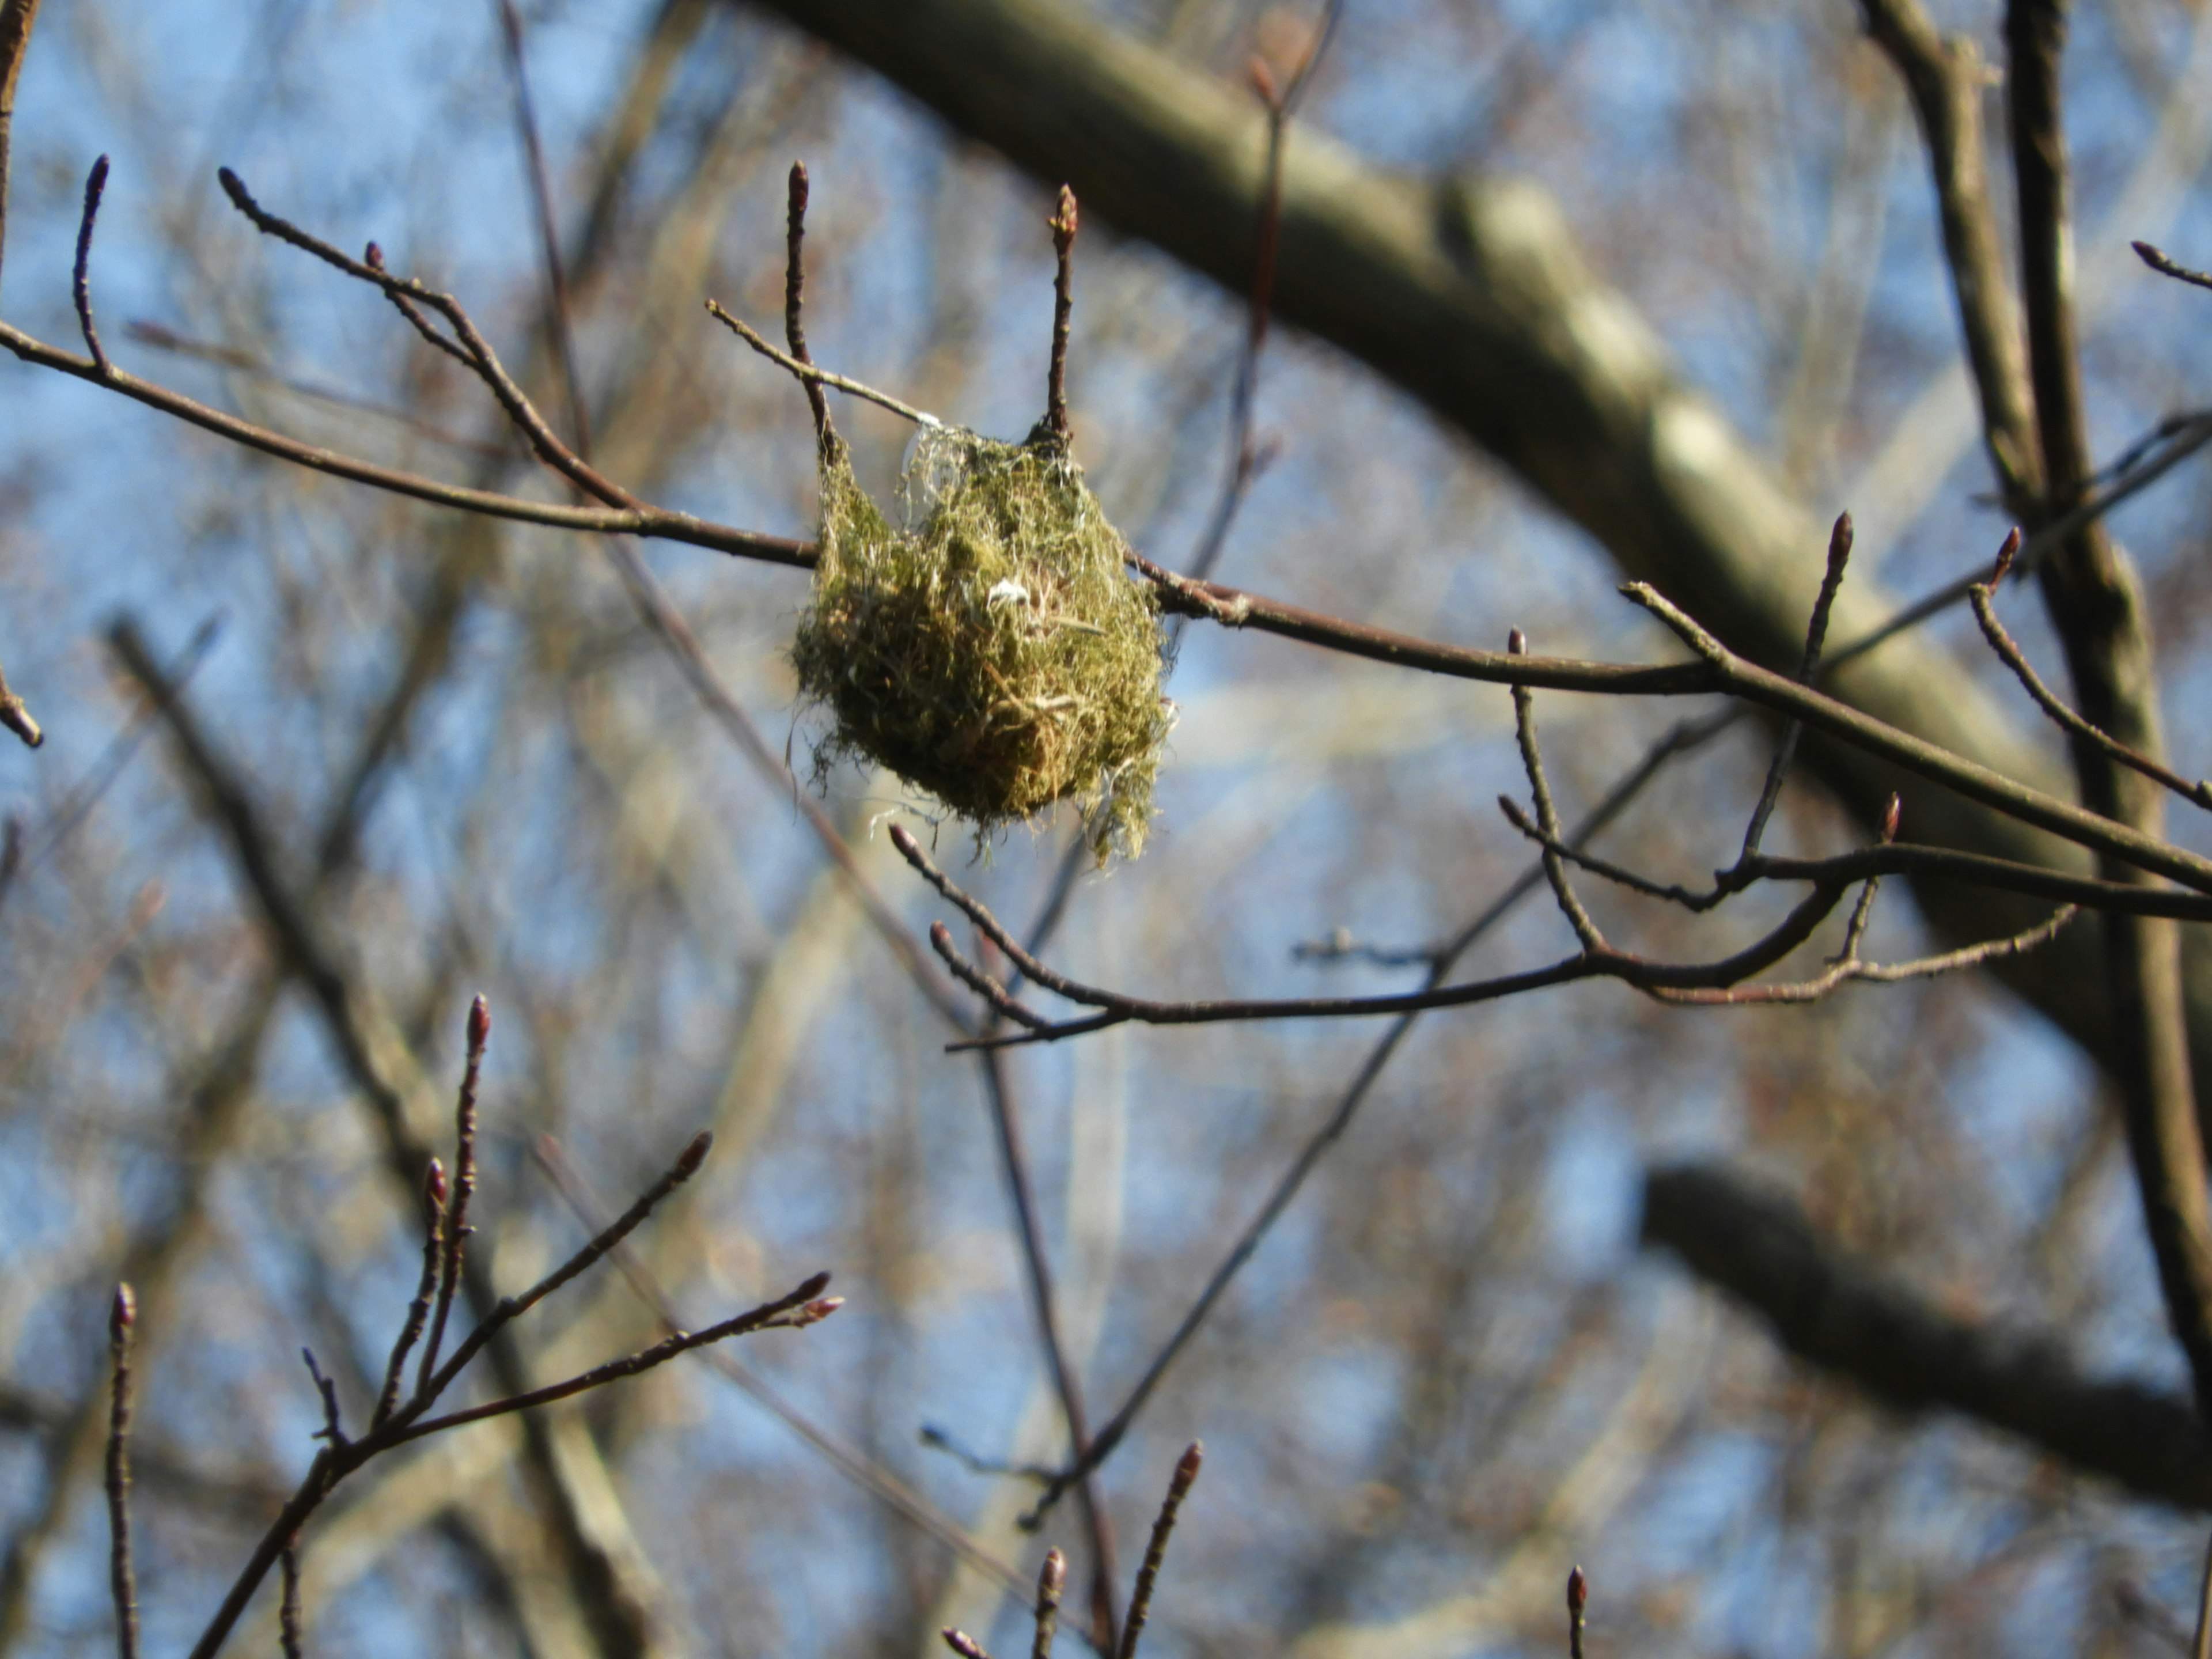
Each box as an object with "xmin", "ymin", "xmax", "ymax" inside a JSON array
[
  {"xmin": 1173, "ymin": 1440, "xmax": 1205, "ymax": 1490},
  {"xmin": 889, "ymin": 823, "xmax": 921, "ymax": 859},
  {"xmin": 364, "ymin": 241, "xmax": 384, "ymax": 270},
  {"xmin": 676, "ymin": 1130, "xmax": 713, "ymax": 1180},
  {"xmin": 1037, "ymin": 1548, "xmax": 1065, "ymax": 1598},
  {"xmin": 801, "ymin": 1297, "xmax": 845, "ymax": 1324},
  {"xmin": 110, "ymin": 1283, "xmax": 136, "ymax": 1340},
  {"xmin": 1880, "ymin": 793, "xmax": 1902, "ymax": 843},
  {"xmin": 425, "ymin": 1157, "xmax": 447, "ymax": 1212},
  {"xmin": 466, "ymin": 994, "xmax": 490, "ymax": 1056},
  {"xmin": 787, "ymin": 161, "xmax": 810, "ymax": 216},
  {"xmin": 1567, "ymin": 1566, "xmax": 1587, "ymax": 1614},
  {"xmin": 1991, "ymin": 527, "xmax": 2022, "ymax": 586},
  {"xmin": 1249, "ymin": 55, "xmax": 1280, "ymax": 105},
  {"xmin": 1508, "ymin": 627, "xmax": 1527, "ymax": 656},
  {"xmin": 1052, "ymin": 184, "xmax": 1078, "ymax": 244}
]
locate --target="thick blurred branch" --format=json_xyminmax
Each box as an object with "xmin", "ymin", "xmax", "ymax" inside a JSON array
[
  {"xmin": 1641, "ymin": 1164, "xmax": 2212, "ymax": 1514},
  {"xmin": 2003, "ymin": 0, "xmax": 2212, "ymax": 1419}
]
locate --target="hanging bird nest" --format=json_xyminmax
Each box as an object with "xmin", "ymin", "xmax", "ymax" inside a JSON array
[{"xmin": 790, "ymin": 426, "xmax": 1173, "ymax": 863}]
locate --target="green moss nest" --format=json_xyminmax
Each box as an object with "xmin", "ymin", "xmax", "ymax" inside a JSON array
[{"xmin": 791, "ymin": 426, "xmax": 1173, "ymax": 863}]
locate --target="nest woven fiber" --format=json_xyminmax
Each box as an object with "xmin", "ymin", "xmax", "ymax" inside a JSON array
[{"xmin": 792, "ymin": 426, "xmax": 1172, "ymax": 862}]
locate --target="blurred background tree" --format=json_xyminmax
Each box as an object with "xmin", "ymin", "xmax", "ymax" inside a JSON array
[{"xmin": 6, "ymin": 2, "xmax": 2212, "ymax": 1658}]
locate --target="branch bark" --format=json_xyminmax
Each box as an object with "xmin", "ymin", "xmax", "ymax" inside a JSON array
[
  {"xmin": 2003, "ymin": 0, "xmax": 2212, "ymax": 1420},
  {"xmin": 1641, "ymin": 1163, "xmax": 2212, "ymax": 1513},
  {"xmin": 1858, "ymin": 0, "xmax": 2040, "ymax": 507}
]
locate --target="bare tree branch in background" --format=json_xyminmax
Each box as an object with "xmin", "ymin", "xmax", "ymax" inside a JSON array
[{"xmin": 1642, "ymin": 1163, "xmax": 2212, "ymax": 1514}]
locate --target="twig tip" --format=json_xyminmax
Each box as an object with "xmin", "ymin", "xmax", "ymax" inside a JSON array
[
  {"xmin": 1992, "ymin": 527, "xmax": 2022, "ymax": 586},
  {"xmin": 677, "ymin": 1129, "xmax": 713, "ymax": 1179}
]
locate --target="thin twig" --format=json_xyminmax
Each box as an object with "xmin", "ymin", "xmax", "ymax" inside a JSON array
[
  {"xmin": 1830, "ymin": 410, "xmax": 2212, "ymax": 666},
  {"xmin": 388, "ymin": 1272, "xmax": 838, "ymax": 1446},
  {"xmin": 215, "ymin": 168, "xmax": 638, "ymax": 511},
  {"xmin": 976, "ymin": 1044, "xmax": 1122, "ymax": 1652},
  {"xmin": 495, "ymin": 0, "xmax": 592, "ymax": 456},
  {"xmin": 2136, "ymin": 240, "xmax": 2212, "ymax": 293},
  {"xmin": 704, "ymin": 300, "xmax": 942, "ymax": 427},
  {"xmin": 1969, "ymin": 529, "xmax": 2212, "ymax": 809},
  {"xmin": 371, "ymin": 1161, "xmax": 445, "ymax": 1429},
  {"xmin": 1509, "ymin": 628, "xmax": 1604, "ymax": 951},
  {"xmin": 416, "ymin": 995, "xmax": 489, "ymax": 1396},
  {"xmin": 1647, "ymin": 906, "xmax": 2075, "ymax": 1005},
  {"xmin": 1117, "ymin": 1444, "xmax": 1200, "ymax": 1659},
  {"xmin": 1186, "ymin": 0, "xmax": 1343, "ymax": 581},
  {"xmin": 73, "ymin": 154, "xmax": 109, "ymax": 376},
  {"xmin": 1, "ymin": 315, "xmax": 811, "ymax": 561},
  {"xmin": 1739, "ymin": 512, "xmax": 1853, "ymax": 862},
  {"xmin": 902, "ymin": 802, "xmax": 2086, "ymax": 1041},
  {"xmin": 300, "ymin": 1350, "xmax": 344, "ymax": 1447},
  {"xmin": 105, "ymin": 1285, "xmax": 138, "ymax": 1659},
  {"xmin": 1044, "ymin": 185, "xmax": 1078, "ymax": 445},
  {"xmin": 1498, "ymin": 798, "xmax": 2212, "ymax": 919},
  {"xmin": 784, "ymin": 161, "xmax": 832, "ymax": 444}
]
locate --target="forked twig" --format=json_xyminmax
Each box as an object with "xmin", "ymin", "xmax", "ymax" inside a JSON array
[
  {"xmin": 179, "ymin": 1056, "xmax": 831, "ymax": 1659},
  {"xmin": 407, "ymin": 1128, "xmax": 715, "ymax": 1414},
  {"xmin": 416, "ymin": 996, "xmax": 489, "ymax": 1394},
  {"xmin": 1739, "ymin": 512, "xmax": 1854, "ymax": 862}
]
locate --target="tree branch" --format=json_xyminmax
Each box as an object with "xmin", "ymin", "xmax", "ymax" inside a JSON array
[{"xmin": 1642, "ymin": 1162, "xmax": 2212, "ymax": 1513}]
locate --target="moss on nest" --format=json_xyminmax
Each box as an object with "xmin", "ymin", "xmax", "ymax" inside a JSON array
[{"xmin": 791, "ymin": 426, "xmax": 1172, "ymax": 863}]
